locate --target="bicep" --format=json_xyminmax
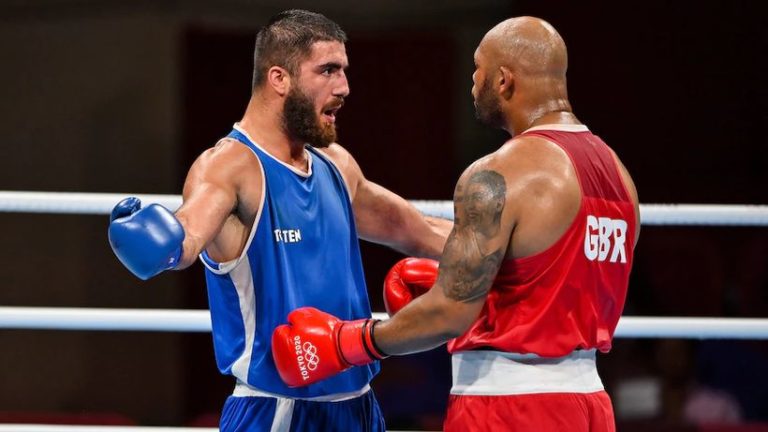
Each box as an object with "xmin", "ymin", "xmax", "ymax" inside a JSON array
[
  {"xmin": 321, "ymin": 145, "xmax": 407, "ymax": 243},
  {"xmin": 372, "ymin": 167, "xmax": 515, "ymax": 353},
  {"xmin": 353, "ymin": 179, "xmax": 452, "ymax": 258},
  {"xmin": 175, "ymin": 150, "xmax": 240, "ymax": 255},
  {"xmin": 353, "ymin": 179, "xmax": 415, "ymax": 244},
  {"xmin": 178, "ymin": 178, "xmax": 236, "ymax": 240},
  {"xmin": 325, "ymin": 144, "xmax": 449, "ymax": 257},
  {"xmin": 437, "ymin": 169, "xmax": 511, "ymax": 303},
  {"xmin": 426, "ymin": 168, "xmax": 514, "ymax": 329}
]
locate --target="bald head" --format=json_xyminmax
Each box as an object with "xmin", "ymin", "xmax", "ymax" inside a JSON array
[
  {"xmin": 481, "ymin": 16, "xmax": 567, "ymax": 78},
  {"xmin": 472, "ymin": 16, "xmax": 576, "ymax": 134}
]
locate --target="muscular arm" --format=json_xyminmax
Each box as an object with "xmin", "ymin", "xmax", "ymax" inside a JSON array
[
  {"xmin": 354, "ymin": 180, "xmax": 452, "ymax": 259},
  {"xmin": 173, "ymin": 140, "xmax": 254, "ymax": 268},
  {"xmin": 373, "ymin": 165, "xmax": 514, "ymax": 355},
  {"xmin": 322, "ymin": 145, "xmax": 452, "ymax": 258}
]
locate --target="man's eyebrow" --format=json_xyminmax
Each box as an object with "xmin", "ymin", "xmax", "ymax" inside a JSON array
[{"xmin": 317, "ymin": 62, "xmax": 347, "ymax": 70}]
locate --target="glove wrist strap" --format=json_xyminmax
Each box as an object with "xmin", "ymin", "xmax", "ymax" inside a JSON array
[
  {"xmin": 338, "ymin": 319, "xmax": 389, "ymax": 366},
  {"xmin": 366, "ymin": 320, "xmax": 389, "ymax": 359}
]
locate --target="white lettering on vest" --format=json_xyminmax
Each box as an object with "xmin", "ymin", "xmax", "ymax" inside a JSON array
[
  {"xmin": 584, "ymin": 215, "xmax": 627, "ymax": 263},
  {"xmin": 274, "ymin": 229, "xmax": 303, "ymax": 244}
]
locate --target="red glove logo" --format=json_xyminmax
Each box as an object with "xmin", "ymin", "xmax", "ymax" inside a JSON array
[
  {"xmin": 272, "ymin": 307, "xmax": 382, "ymax": 387},
  {"xmin": 291, "ymin": 335, "xmax": 321, "ymax": 381},
  {"xmin": 303, "ymin": 341, "xmax": 320, "ymax": 371}
]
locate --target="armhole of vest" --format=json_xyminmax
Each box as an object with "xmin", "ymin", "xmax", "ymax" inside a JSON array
[
  {"xmin": 605, "ymin": 146, "xmax": 634, "ymax": 205},
  {"xmin": 310, "ymin": 147, "xmax": 354, "ymax": 201},
  {"xmin": 605, "ymin": 147, "xmax": 640, "ymax": 238},
  {"xmin": 199, "ymin": 143, "xmax": 267, "ymax": 275}
]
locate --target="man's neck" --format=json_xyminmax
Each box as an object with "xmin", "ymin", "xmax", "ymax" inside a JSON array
[
  {"xmin": 509, "ymin": 105, "xmax": 580, "ymax": 136},
  {"xmin": 527, "ymin": 110, "xmax": 580, "ymax": 129},
  {"xmin": 238, "ymin": 102, "xmax": 309, "ymax": 169}
]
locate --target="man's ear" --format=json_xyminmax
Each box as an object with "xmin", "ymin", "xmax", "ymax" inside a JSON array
[
  {"xmin": 498, "ymin": 66, "xmax": 514, "ymax": 99},
  {"xmin": 267, "ymin": 66, "xmax": 291, "ymax": 96}
]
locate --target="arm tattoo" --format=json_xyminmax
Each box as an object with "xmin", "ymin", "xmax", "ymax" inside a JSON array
[{"xmin": 440, "ymin": 170, "xmax": 507, "ymax": 303}]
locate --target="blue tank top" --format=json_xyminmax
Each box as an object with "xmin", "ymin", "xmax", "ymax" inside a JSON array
[{"xmin": 200, "ymin": 125, "xmax": 379, "ymax": 398}]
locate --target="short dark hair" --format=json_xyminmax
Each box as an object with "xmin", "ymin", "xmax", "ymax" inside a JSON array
[{"xmin": 252, "ymin": 10, "xmax": 347, "ymax": 89}]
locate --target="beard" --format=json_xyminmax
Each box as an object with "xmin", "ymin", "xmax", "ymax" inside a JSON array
[
  {"xmin": 282, "ymin": 86, "xmax": 337, "ymax": 148},
  {"xmin": 474, "ymin": 79, "xmax": 504, "ymax": 129}
]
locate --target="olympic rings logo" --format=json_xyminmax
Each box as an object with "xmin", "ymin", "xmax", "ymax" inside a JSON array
[{"xmin": 303, "ymin": 342, "xmax": 320, "ymax": 370}]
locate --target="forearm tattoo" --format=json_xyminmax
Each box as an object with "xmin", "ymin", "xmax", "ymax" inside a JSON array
[{"xmin": 440, "ymin": 170, "xmax": 507, "ymax": 302}]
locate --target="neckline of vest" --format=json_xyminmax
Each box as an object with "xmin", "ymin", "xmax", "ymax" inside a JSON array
[
  {"xmin": 233, "ymin": 123, "xmax": 313, "ymax": 178},
  {"xmin": 523, "ymin": 124, "xmax": 590, "ymax": 133}
]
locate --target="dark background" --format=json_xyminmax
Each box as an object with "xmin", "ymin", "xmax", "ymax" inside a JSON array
[{"xmin": 0, "ymin": 0, "xmax": 766, "ymax": 430}]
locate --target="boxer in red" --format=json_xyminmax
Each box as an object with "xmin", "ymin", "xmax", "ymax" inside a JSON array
[{"xmin": 272, "ymin": 16, "xmax": 640, "ymax": 431}]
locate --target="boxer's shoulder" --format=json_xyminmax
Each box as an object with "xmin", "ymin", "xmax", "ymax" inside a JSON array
[
  {"xmin": 316, "ymin": 143, "xmax": 353, "ymax": 170},
  {"xmin": 316, "ymin": 143, "xmax": 362, "ymax": 195}
]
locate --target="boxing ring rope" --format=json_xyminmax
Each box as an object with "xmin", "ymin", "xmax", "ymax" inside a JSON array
[
  {"xmin": 1, "ymin": 191, "xmax": 767, "ymax": 338},
  {"xmin": 0, "ymin": 426, "xmax": 417, "ymax": 432},
  {"xmin": 1, "ymin": 191, "xmax": 768, "ymax": 226},
  {"xmin": 1, "ymin": 190, "xmax": 767, "ymax": 431},
  {"xmin": 0, "ymin": 426, "xmax": 218, "ymax": 432},
  {"xmin": 2, "ymin": 307, "xmax": 768, "ymax": 339}
]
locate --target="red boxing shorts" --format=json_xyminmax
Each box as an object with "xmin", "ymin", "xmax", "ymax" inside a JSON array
[
  {"xmin": 445, "ymin": 349, "xmax": 615, "ymax": 431},
  {"xmin": 444, "ymin": 391, "xmax": 615, "ymax": 432}
]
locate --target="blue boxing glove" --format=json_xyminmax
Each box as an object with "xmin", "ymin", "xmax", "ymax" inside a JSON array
[{"xmin": 108, "ymin": 197, "xmax": 185, "ymax": 280}]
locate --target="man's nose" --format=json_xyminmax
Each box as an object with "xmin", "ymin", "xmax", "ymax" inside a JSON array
[{"xmin": 334, "ymin": 71, "xmax": 350, "ymax": 98}]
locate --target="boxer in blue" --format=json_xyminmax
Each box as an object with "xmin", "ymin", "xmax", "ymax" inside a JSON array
[{"xmin": 107, "ymin": 9, "xmax": 451, "ymax": 431}]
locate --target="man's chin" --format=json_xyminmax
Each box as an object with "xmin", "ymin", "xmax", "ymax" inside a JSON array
[
  {"xmin": 304, "ymin": 127, "xmax": 336, "ymax": 148},
  {"xmin": 475, "ymin": 109, "xmax": 503, "ymax": 129},
  {"xmin": 320, "ymin": 124, "xmax": 338, "ymax": 146}
]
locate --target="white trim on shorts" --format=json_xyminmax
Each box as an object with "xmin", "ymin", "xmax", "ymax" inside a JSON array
[
  {"xmin": 451, "ymin": 349, "xmax": 605, "ymax": 396},
  {"xmin": 233, "ymin": 380, "xmax": 372, "ymax": 402},
  {"xmin": 269, "ymin": 398, "xmax": 294, "ymax": 432}
]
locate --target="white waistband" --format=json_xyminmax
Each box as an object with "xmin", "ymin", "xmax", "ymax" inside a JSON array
[
  {"xmin": 451, "ymin": 349, "xmax": 604, "ymax": 396},
  {"xmin": 233, "ymin": 381, "xmax": 371, "ymax": 402}
]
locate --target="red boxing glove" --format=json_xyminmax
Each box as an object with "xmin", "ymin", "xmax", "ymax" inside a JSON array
[
  {"xmin": 383, "ymin": 257, "xmax": 439, "ymax": 316},
  {"xmin": 271, "ymin": 307, "xmax": 387, "ymax": 387}
]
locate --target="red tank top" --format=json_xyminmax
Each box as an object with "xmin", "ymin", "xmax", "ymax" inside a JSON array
[{"xmin": 448, "ymin": 125, "xmax": 637, "ymax": 357}]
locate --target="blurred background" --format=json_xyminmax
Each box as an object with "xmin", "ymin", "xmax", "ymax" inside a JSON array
[{"xmin": 0, "ymin": 0, "xmax": 766, "ymax": 430}]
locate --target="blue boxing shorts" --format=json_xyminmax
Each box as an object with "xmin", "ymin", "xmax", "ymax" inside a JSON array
[{"xmin": 220, "ymin": 383, "xmax": 385, "ymax": 432}]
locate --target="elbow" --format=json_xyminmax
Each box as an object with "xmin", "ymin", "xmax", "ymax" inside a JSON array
[
  {"xmin": 177, "ymin": 234, "xmax": 201, "ymax": 269},
  {"xmin": 440, "ymin": 327, "xmax": 465, "ymax": 341},
  {"xmin": 405, "ymin": 232, "xmax": 446, "ymax": 260},
  {"xmin": 430, "ymin": 321, "xmax": 471, "ymax": 344},
  {"xmin": 176, "ymin": 255, "xmax": 196, "ymax": 270},
  {"xmin": 395, "ymin": 218, "xmax": 448, "ymax": 259},
  {"xmin": 443, "ymin": 317, "xmax": 474, "ymax": 340},
  {"xmin": 175, "ymin": 249, "xmax": 196, "ymax": 270},
  {"xmin": 409, "ymin": 243, "xmax": 440, "ymax": 261},
  {"xmin": 431, "ymin": 302, "xmax": 476, "ymax": 340}
]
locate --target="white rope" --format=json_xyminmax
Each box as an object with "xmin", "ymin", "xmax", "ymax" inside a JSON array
[
  {"xmin": 2, "ymin": 307, "xmax": 767, "ymax": 339},
  {"xmin": 0, "ymin": 191, "xmax": 767, "ymax": 226},
  {"xmin": 614, "ymin": 316, "xmax": 768, "ymax": 339},
  {"xmin": 0, "ymin": 426, "xmax": 419, "ymax": 432},
  {"xmin": 414, "ymin": 201, "xmax": 768, "ymax": 226},
  {"xmin": 0, "ymin": 307, "xmax": 209, "ymax": 332},
  {"xmin": 0, "ymin": 426, "xmax": 216, "ymax": 432},
  {"xmin": 0, "ymin": 192, "xmax": 182, "ymax": 215}
]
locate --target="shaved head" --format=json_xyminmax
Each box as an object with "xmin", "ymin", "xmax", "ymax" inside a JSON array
[
  {"xmin": 472, "ymin": 16, "xmax": 573, "ymax": 133},
  {"xmin": 482, "ymin": 16, "xmax": 567, "ymax": 78}
]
